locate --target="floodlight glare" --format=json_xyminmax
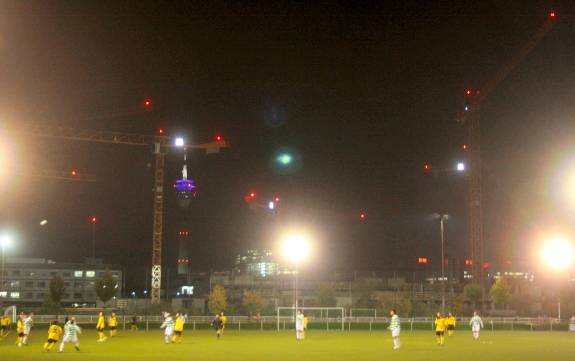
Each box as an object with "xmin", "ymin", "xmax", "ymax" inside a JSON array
[
  {"xmin": 0, "ymin": 237, "xmax": 9, "ymax": 247},
  {"xmin": 457, "ymin": 163, "xmax": 465, "ymax": 171},
  {"xmin": 175, "ymin": 138, "xmax": 184, "ymax": 147},
  {"xmin": 268, "ymin": 201, "xmax": 274, "ymax": 210},
  {"xmin": 284, "ymin": 236, "xmax": 308, "ymax": 261},
  {"xmin": 543, "ymin": 239, "xmax": 573, "ymax": 268}
]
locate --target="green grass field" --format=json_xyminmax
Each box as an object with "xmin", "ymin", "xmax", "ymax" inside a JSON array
[{"xmin": 0, "ymin": 329, "xmax": 573, "ymax": 360}]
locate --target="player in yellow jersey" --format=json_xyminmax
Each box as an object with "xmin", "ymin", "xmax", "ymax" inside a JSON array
[
  {"xmin": 1, "ymin": 313, "xmax": 11, "ymax": 337},
  {"xmin": 220, "ymin": 311, "xmax": 227, "ymax": 335},
  {"xmin": 96, "ymin": 312, "xmax": 107, "ymax": 342},
  {"xmin": 43, "ymin": 320, "xmax": 63, "ymax": 352},
  {"xmin": 15, "ymin": 314, "xmax": 24, "ymax": 346},
  {"xmin": 173, "ymin": 312, "xmax": 184, "ymax": 343},
  {"xmin": 446, "ymin": 312, "xmax": 456, "ymax": 337},
  {"xmin": 435, "ymin": 312, "xmax": 447, "ymax": 346},
  {"xmin": 108, "ymin": 312, "xmax": 118, "ymax": 337},
  {"xmin": 302, "ymin": 314, "xmax": 308, "ymax": 339}
]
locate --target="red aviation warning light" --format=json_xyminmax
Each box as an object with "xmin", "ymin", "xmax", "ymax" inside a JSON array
[
  {"xmin": 465, "ymin": 259, "xmax": 473, "ymax": 265},
  {"xmin": 71, "ymin": 171, "xmax": 77, "ymax": 176},
  {"xmin": 483, "ymin": 263, "xmax": 489, "ymax": 269},
  {"xmin": 360, "ymin": 214, "xmax": 365, "ymax": 219},
  {"xmin": 466, "ymin": 90, "xmax": 471, "ymax": 95},
  {"xmin": 550, "ymin": 12, "xmax": 555, "ymax": 17},
  {"xmin": 418, "ymin": 257, "xmax": 428, "ymax": 264},
  {"xmin": 215, "ymin": 135, "xmax": 222, "ymax": 141},
  {"xmin": 92, "ymin": 217, "xmax": 96, "ymax": 223},
  {"xmin": 144, "ymin": 100, "xmax": 151, "ymax": 106}
]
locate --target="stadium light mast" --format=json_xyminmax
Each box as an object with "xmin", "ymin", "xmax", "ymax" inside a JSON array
[
  {"xmin": 284, "ymin": 235, "xmax": 308, "ymax": 319},
  {"xmin": 543, "ymin": 239, "xmax": 573, "ymax": 321},
  {"xmin": 0, "ymin": 236, "xmax": 9, "ymax": 311},
  {"xmin": 435, "ymin": 214, "xmax": 449, "ymax": 314}
]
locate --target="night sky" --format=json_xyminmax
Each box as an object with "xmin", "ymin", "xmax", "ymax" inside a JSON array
[{"xmin": 1, "ymin": 1, "xmax": 575, "ymax": 278}]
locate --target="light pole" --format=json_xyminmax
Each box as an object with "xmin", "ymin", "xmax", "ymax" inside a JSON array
[
  {"xmin": 435, "ymin": 214, "xmax": 448, "ymax": 314},
  {"xmin": 91, "ymin": 217, "xmax": 97, "ymax": 260},
  {"xmin": 543, "ymin": 239, "xmax": 573, "ymax": 322},
  {"xmin": 284, "ymin": 235, "xmax": 308, "ymax": 322},
  {"xmin": 0, "ymin": 237, "xmax": 9, "ymax": 310}
]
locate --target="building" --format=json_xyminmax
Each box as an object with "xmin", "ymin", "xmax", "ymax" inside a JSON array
[
  {"xmin": 235, "ymin": 250, "xmax": 280, "ymax": 277},
  {"xmin": 0, "ymin": 258, "xmax": 123, "ymax": 308}
]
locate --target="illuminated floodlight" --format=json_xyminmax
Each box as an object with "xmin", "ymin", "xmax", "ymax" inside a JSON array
[
  {"xmin": 175, "ymin": 138, "xmax": 184, "ymax": 147},
  {"xmin": 0, "ymin": 237, "xmax": 9, "ymax": 247},
  {"xmin": 457, "ymin": 163, "xmax": 465, "ymax": 171},
  {"xmin": 277, "ymin": 154, "xmax": 293, "ymax": 165},
  {"xmin": 284, "ymin": 235, "xmax": 308, "ymax": 261},
  {"xmin": 543, "ymin": 239, "xmax": 573, "ymax": 268},
  {"xmin": 268, "ymin": 201, "xmax": 274, "ymax": 210}
]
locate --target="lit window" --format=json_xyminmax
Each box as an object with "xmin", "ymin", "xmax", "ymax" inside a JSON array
[
  {"xmin": 75, "ymin": 271, "xmax": 83, "ymax": 277},
  {"xmin": 11, "ymin": 292, "xmax": 19, "ymax": 299},
  {"xmin": 86, "ymin": 271, "xmax": 95, "ymax": 278}
]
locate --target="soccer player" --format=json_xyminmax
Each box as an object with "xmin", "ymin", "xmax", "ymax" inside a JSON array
[
  {"xmin": 1, "ymin": 313, "xmax": 11, "ymax": 337},
  {"xmin": 59, "ymin": 317, "xmax": 81, "ymax": 353},
  {"xmin": 388, "ymin": 309, "xmax": 401, "ymax": 350},
  {"xmin": 211, "ymin": 313, "xmax": 223, "ymax": 340},
  {"xmin": 295, "ymin": 310, "xmax": 304, "ymax": 340},
  {"xmin": 96, "ymin": 311, "xmax": 107, "ymax": 342},
  {"xmin": 173, "ymin": 312, "xmax": 184, "ymax": 343},
  {"xmin": 469, "ymin": 311, "xmax": 484, "ymax": 340},
  {"xmin": 220, "ymin": 311, "xmax": 227, "ymax": 334},
  {"xmin": 435, "ymin": 311, "xmax": 446, "ymax": 346},
  {"xmin": 160, "ymin": 312, "xmax": 175, "ymax": 344},
  {"xmin": 15, "ymin": 314, "xmax": 24, "ymax": 346},
  {"xmin": 446, "ymin": 312, "xmax": 456, "ymax": 337},
  {"xmin": 108, "ymin": 312, "xmax": 118, "ymax": 337},
  {"xmin": 302, "ymin": 314, "xmax": 309, "ymax": 339},
  {"xmin": 22, "ymin": 312, "xmax": 34, "ymax": 345},
  {"xmin": 131, "ymin": 314, "xmax": 139, "ymax": 331},
  {"xmin": 43, "ymin": 320, "xmax": 63, "ymax": 352}
]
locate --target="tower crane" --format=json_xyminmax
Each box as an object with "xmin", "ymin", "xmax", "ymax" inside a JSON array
[
  {"xmin": 461, "ymin": 13, "xmax": 556, "ymax": 283},
  {"xmin": 9, "ymin": 123, "xmax": 229, "ymax": 304}
]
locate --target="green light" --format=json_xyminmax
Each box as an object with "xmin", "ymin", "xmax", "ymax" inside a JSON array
[{"xmin": 277, "ymin": 154, "xmax": 292, "ymax": 165}]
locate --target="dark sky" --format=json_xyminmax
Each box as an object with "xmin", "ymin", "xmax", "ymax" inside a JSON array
[{"xmin": 1, "ymin": 1, "xmax": 575, "ymax": 277}]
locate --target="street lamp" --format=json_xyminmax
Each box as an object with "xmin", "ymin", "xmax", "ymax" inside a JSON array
[
  {"xmin": 284, "ymin": 235, "xmax": 308, "ymax": 318},
  {"xmin": 91, "ymin": 217, "xmax": 97, "ymax": 260},
  {"xmin": 543, "ymin": 239, "xmax": 573, "ymax": 322},
  {"xmin": 434, "ymin": 214, "xmax": 448, "ymax": 314},
  {"xmin": 0, "ymin": 237, "xmax": 9, "ymax": 310}
]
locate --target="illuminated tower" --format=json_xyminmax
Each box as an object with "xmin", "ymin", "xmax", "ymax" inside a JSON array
[{"xmin": 173, "ymin": 150, "xmax": 195, "ymax": 275}]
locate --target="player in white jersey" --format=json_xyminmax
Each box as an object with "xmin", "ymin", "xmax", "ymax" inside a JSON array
[
  {"xmin": 295, "ymin": 310, "xmax": 304, "ymax": 340},
  {"xmin": 22, "ymin": 312, "xmax": 34, "ymax": 345},
  {"xmin": 388, "ymin": 309, "xmax": 401, "ymax": 350},
  {"xmin": 469, "ymin": 311, "xmax": 484, "ymax": 340},
  {"xmin": 59, "ymin": 317, "xmax": 81, "ymax": 353},
  {"xmin": 160, "ymin": 313, "xmax": 175, "ymax": 344}
]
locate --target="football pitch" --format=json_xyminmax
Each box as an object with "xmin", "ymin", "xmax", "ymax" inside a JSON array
[{"xmin": 0, "ymin": 329, "xmax": 573, "ymax": 360}]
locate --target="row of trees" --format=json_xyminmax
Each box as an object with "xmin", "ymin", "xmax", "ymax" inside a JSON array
[{"xmin": 41, "ymin": 269, "xmax": 118, "ymax": 315}]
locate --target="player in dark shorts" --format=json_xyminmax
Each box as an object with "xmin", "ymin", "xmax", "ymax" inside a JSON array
[{"xmin": 210, "ymin": 314, "xmax": 223, "ymax": 340}]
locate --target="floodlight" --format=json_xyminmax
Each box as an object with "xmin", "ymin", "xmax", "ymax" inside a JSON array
[
  {"xmin": 175, "ymin": 138, "xmax": 184, "ymax": 147},
  {"xmin": 543, "ymin": 239, "xmax": 573, "ymax": 268}
]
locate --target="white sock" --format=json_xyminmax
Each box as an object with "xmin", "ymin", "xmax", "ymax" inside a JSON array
[
  {"xmin": 165, "ymin": 336, "xmax": 169, "ymax": 343},
  {"xmin": 59, "ymin": 343, "xmax": 64, "ymax": 352},
  {"xmin": 393, "ymin": 339, "xmax": 397, "ymax": 347},
  {"xmin": 23, "ymin": 336, "xmax": 28, "ymax": 344},
  {"xmin": 75, "ymin": 342, "xmax": 80, "ymax": 349}
]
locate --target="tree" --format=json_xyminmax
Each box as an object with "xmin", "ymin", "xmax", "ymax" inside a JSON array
[
  {"xmin": 450, "ymin": 294, "xmax": 465, "ymax": 316},
  {"xmin": 95, "ymin": 269, "xmax": 118, "ymax": 307},
  {"xmin": 41, "ymin": 292, "xmax": 57, "ymax": 315},
  {"xmin": 208, "ymin": 284, "xmax": 228, "ymax": 314},
  {"xmin": 243, "ymin": 291, "xmax": 264, "ymax": 315},
  {"xmin": 490, "ymin": 278, "xmax": 511, "ymax": 310},
  {"xmin": 316, "ymin": 283, "xmax": 337, "ymax": 307},
  {"xmin": 464, "ymin": 283, "xmax": 484, "ymax": 310},
  {"xmin": 48, "ymin": 274, "xmax": 66, "ymax": 316}
]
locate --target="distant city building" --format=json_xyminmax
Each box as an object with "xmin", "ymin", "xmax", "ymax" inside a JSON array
[
  {"xmin": 1, "ymin": 258, "xmax": 123, "ymax": 308},
  {"xmin": 235, "ymin": 250, "xmax": 279, "ymax": 277}
]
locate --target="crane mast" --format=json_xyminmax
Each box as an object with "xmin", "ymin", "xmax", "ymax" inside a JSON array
[{"xmin": 465, "ymin": 14, "xmax": 556, "ymax": 283}]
